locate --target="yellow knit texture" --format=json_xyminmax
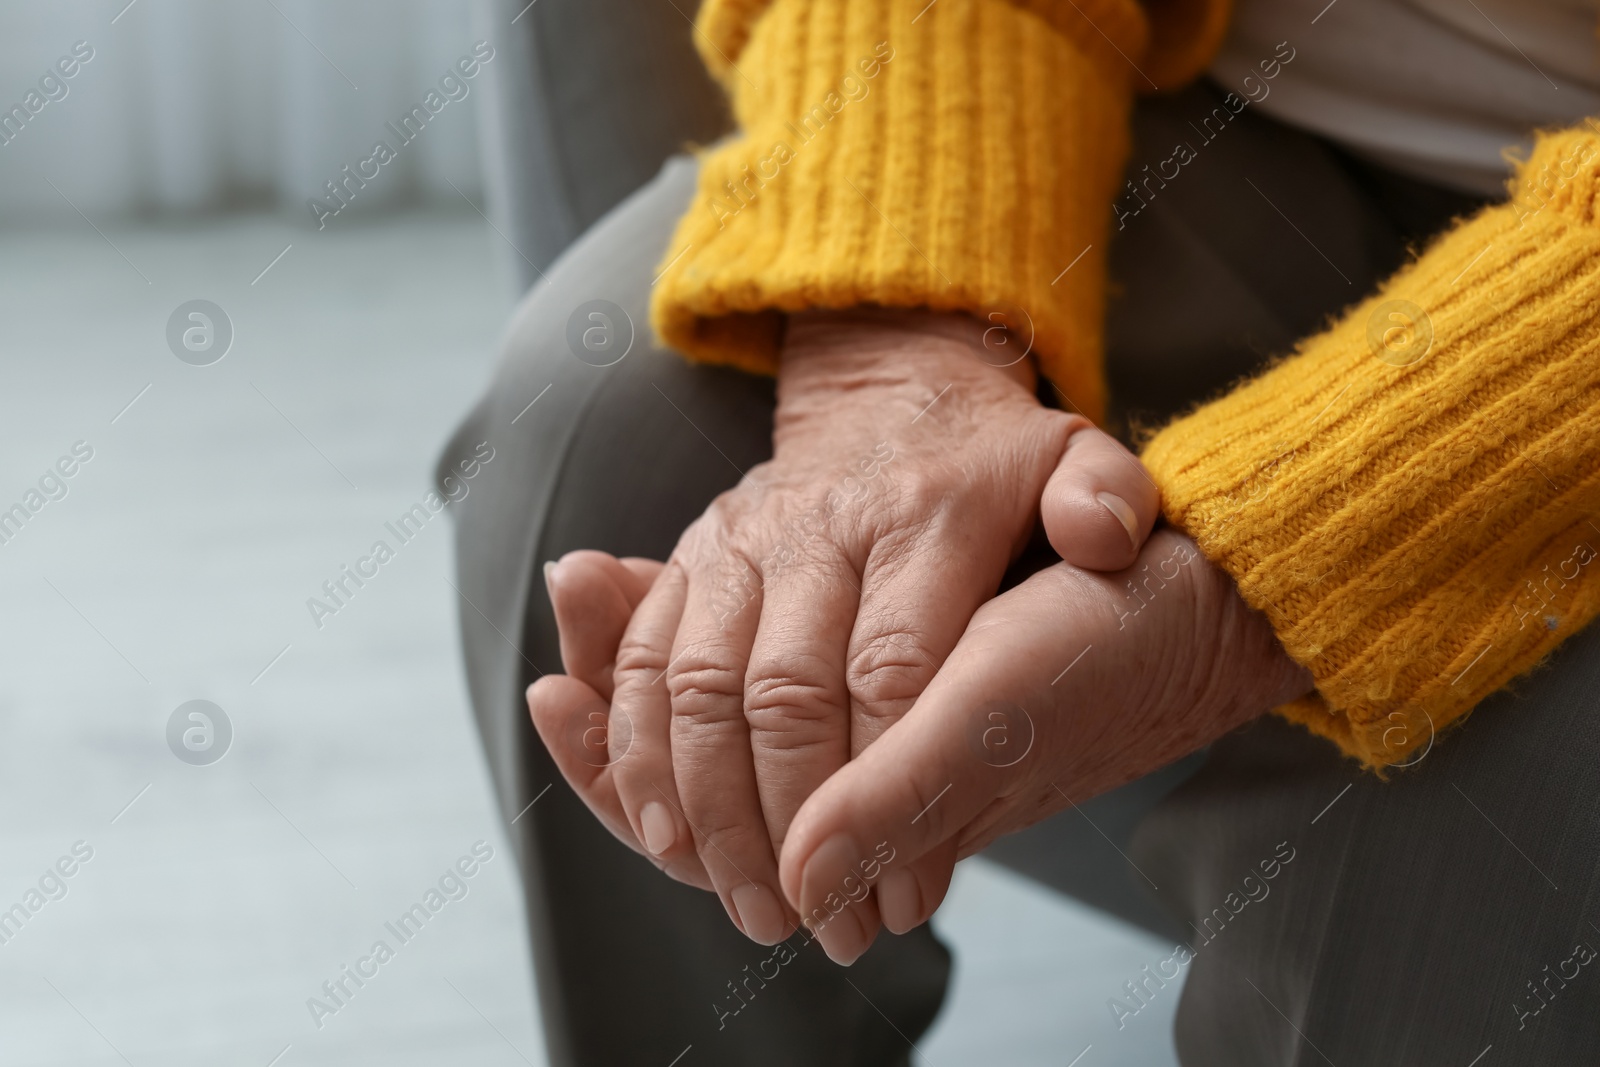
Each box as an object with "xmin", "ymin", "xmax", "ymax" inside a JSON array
[
  {"xmin": 651, "ymin": 0, "xmax": 1599, "ymax": 769},
  {"xmin": 1142, "ymin": 124, "xmax": 1600, "ymax": 768},
  {"xmin": 651, "ymin": 0, "xmax": 1156, "ymax": 422}
]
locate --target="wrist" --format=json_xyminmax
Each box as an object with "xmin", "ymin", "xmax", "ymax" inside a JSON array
[
  {"xmin": 781, "ymin": 307, "xmax": 1038, "ymax": 393},
  {"xmin": 1192, "ymin": 546, "xmax": 1317, "ymax": 716}
]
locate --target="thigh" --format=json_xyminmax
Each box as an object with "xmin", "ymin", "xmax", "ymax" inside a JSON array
[
  {"xmin": 441, "ymin": 155, "xmax": 949, "ymax": 1067},
  {"xmin": 979, "ymin": 750, "xmax": 1204, "ymax": 942},
  {"xmin": 1136, "ymin": 621, "xmax": 1600, "ymax": 1066},
  {"xmin": 1107, "ymin": 81, "xmax": 1598, "ymax": 1066}
]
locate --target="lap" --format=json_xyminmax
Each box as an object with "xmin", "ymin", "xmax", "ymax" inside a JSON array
[
  {"xmin": 1108, "ymin": 83, "xmax": 1599, "ymax": 1066},
  {"xmin": 442, "ymin": 156, "xmax": 948, "ymax": 1067},
  {"xmin": 1138, "ymin": 621, "xmax": 1600, "ymax": 1065},
  {"xmin": 440, "ymin": 155, "xmax": 721, "ymax": 846}
]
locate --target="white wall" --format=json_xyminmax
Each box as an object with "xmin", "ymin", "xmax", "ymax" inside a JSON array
[{"xmin": 0, "ymin": 0, "xmax": 488, "ymax": 225}]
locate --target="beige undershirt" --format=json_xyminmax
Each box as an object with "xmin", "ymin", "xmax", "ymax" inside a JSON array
[{"xmin": 1212, "ymin": 0, "xmax": 1600, "ymax": 194}]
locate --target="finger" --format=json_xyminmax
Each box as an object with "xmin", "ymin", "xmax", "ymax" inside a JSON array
[
  {"xmin": 845, "ymin": 523, "xmax": 999, "ymax": 756},
  {"xmin": 528, "ymin": 675, "xmax": 708, "ymax": 890},
  {"xmin": 608, "ymin": 563, "xmax": 710, "ymax": 886},
  {"xmin": 830, "ymin": 523, "xmax": 999, "ymax": 955},
  {"xmin": 667, "ymin": 556, "xmax": 797, "ymax": 946},
  {"xmin": 527, "ymin": 675, "xmax": 635, "ymax": 841},
  {"xmin": 617, "ymin": 556, "xmax": 666, "ymax": 598},
  {"xmin": 1040, "ymin": 425, "xmax": 1161, "ymax": 571},
  {"xmin": 547, "ymin": 551, "xmax": 664, "ymax": 699},
  {"xmin": 791, "ymin": 853, "xmax": 884, "ymax": 966},
  {"xmin": 783, "ymin": 696, "xmax": 1006, "ymax": 940},
  {"xmin": 740, "ymin": 551, "xmax": 868, "ymax": 958},
  {"xmin": 875, "ymin": 839, "xmax": 957, "ymax": 936},
  {"xmin": 783, "ymin": 585, "xmax": 1068, "ymax": 927},
  {"xmin": 742, "ymin": 549, "xmax": 858, "ymax": 853}
]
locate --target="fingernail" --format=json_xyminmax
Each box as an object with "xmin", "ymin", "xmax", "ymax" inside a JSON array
[
  {"xmin": 732, "ymin": 883, "xmax": 788, "ymax": 946},
  {"xmin": 797, "ymin": 832, "xmax": 866, "ymax": 961},
  {"xmin": 813, "ymin": 902, "xmax": 869, "ymax": 965},
  {"xmin": 800, "ymin": 833, "xmax": 861, "ymax": 910},
  {"xmin": 875, "ymin": 868, "xmax": 921, "ymax": 935},
  {"xmin": 639, "ymin": 801, "xmax": 676, "ymax": 856},
  {"xmin": 542, "ymin": 560, "xmax": 558, "ymax": 597},
  {"xmin": 1096, "ymin": 491, "xmax": 1139, "ymax": 548}
]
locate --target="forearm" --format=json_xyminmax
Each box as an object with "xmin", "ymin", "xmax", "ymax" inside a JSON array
[
  {"xmin": 650, "ymin": 0, "xmax": 1163, "ymax": 424},
  {"xmin": 1143, "ymin": 123, "xmax": 1600, "ymax": 768}
]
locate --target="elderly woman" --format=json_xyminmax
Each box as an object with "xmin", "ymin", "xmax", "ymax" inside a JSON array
[{"xmin": 441, "ymin": 0, "xmax": 1600, "ymax": 1063}]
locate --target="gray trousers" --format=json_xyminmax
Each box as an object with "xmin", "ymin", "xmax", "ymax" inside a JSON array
[{"xmin": 441, "ymin": 64, "xmax": 1600, "ymax": 1067}]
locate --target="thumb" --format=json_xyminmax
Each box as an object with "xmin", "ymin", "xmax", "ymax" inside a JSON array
[
  {"xmin": 778, "ymin": 610, "xmax": 1051, "ymax": 925},
  {"xmin": 1040, "ymin": 425, "xmax": 1161, "ymax": 571}
]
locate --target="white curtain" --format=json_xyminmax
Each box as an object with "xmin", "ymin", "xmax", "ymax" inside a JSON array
[{"xmin": 0, "ymin": 0, "xmax": 488, "ymax": 225}]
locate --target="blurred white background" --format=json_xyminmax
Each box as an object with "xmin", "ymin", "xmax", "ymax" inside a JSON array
[
  {"xmin": 1, "ymin": 0, "xmax": 484, "ymax": 223},
  {"xmin": 0, "ymin": 2, "xmax": 1181, "ymax": 1064}
]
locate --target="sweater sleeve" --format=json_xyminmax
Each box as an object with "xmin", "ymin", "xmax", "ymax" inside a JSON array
[
  {"xmin": 649, "ymin": 0, "xmax": 1230, "ymax": 424},
  {"xmin": 1141, "ymin": 124, "xmax": 1600, "ymax": 769}
]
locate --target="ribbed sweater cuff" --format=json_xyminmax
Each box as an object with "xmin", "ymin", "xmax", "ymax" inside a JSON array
[
  {"xmin": 1142, "ymin": 124, "xmax": 1600, "ymax": 768},
  {"xmin": 650, "ymin": 0, "xmax": 1148, "ymax": 422}
]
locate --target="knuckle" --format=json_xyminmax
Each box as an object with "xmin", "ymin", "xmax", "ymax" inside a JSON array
[
  {"xmin": 666, "ymin": 656, "xmax": 746, "ymax": 728},
  {"xmin": 706, "ymin": 562, "xmax": 764, "ymax": 629},
  {"xmin": 689, "ymin": 505, "xmax": 737, "ymax": 551},
  {"xmin": 1052, "ymin": 410, "xmax": 1093, "ymax": 440},
  {"xmin": 885, "ymin": 467, "xmax": 953, "ymax": 518},
  {"xmin": 1028, "ymin": 408, "xmax": 1083, "ymax": 456},
  {"xmin": 743, "ymin": 663, "xmax": 846, "ymax": 750},
  {"xmin": 613, "ymin": 633, "xmax": 669, "ymax": 687},
  {"xmin": 702, "ymin": 483, "xmax": 756, "ymax": 527},
  {"xmin": 678, "ymin": 507, "xmax": 752, "ymax": 575},
  {"xmin": 744, "ymin": 672, "xmax": 838, "ymax": 717},
  {"xmin": 847, "ymin": 631, "xmax": 935, "ymax": 715}
]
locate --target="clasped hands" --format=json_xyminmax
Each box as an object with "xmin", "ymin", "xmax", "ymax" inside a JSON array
[{"xmin": 528, "ymin": 308, "xmax": 1311, "ymax": 965}]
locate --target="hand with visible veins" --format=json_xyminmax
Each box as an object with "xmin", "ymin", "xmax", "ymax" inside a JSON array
[
  {"xmin": 773, "ymin": 525, "xmax": 1314, "ymax": 965},
  {"xmin": 524, "ymin": 307, "xmax": 1164, "ymax": 959},
  {"xmin": 531, "ymin": 488, "xmax": 1163, "ymax": 953},
  {"xmin": 527, "ymin": 307, "xmax": 1164, "ymax": 963}
]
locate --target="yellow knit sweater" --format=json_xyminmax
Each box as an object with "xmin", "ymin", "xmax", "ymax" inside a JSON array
[{"xmin": 651, "ymin": 0, "xmax": 1600, "ymax": 768}]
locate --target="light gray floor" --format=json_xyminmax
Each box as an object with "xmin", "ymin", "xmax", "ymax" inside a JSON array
[{"xmin": 0, "ymin": 214, "xmax": 1180, "ymax": 1067}]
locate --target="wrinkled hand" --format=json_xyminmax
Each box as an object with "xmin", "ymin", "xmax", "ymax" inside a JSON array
[
  {"xmin": 527, "ymin": 307, "xmax": 1160, "ymax": 959},
  {"xmin": 775, "ymin": 527, "xmax": 1314, "ymax": 963}
]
